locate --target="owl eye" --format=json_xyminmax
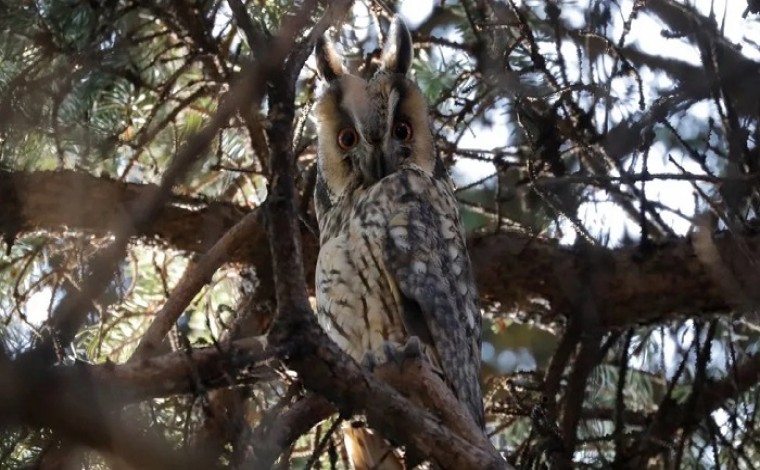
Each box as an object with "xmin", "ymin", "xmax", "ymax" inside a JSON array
[
  {"xmin": 392, "ymin": 120, "xmax": 413, "ymax": 142},
  {"xmin": 337, "ymin": 127, "xmax": 359, "ymax": 150}
]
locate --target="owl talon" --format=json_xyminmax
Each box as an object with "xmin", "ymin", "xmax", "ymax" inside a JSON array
[
  {"xmin": 361, "ymin": 351, "xmax": 379, "ymax": 372},
  {"xmin": 401, "ymin": 336, "xmax": 423, "ymax": 359},
  {"xmin": 382, "ymin": 341, "xmax": 403, "ymax": 368},
  {"xmin": 382, "ymin": 336, "xmax": 424, "ymax": 369}
]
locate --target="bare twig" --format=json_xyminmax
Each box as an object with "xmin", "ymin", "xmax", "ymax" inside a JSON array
[{"xmin": 130, "ymin": 210, "xmax": 263, "ymax": 360}]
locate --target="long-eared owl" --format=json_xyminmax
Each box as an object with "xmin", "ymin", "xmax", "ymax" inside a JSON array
[{"xmin": 312, "ymin": 16, "xmax": 485, "ymax": 468}]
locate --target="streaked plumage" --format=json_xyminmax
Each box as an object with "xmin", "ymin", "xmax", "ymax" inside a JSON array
[{"xmin": 312, "ymin": 17, "xmax": 484, "ymax": 468}]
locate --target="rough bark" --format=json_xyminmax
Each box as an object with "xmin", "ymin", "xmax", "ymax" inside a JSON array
[
  {"xmin": 0, "ymin": 337, "xmax": 270, "ymax": 408},
  {"xmin": 0, "ymin": 337, "xmax": 269, "ymax": 470}
]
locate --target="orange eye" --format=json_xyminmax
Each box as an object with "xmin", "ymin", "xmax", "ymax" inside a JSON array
[
  {"xmin": 337, "ymin": 127, "xmax": 359, "ymax": 150},
  {"xmin": 392, "ymin": 120, "xmax": 413, "ymax": 142}
]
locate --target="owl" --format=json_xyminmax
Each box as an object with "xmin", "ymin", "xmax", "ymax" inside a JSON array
[{"xmin": 312, "ymin": 17, "xmax": 485, "ymax": 468}]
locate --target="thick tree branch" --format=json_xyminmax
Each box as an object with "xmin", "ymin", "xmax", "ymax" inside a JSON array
[
  {"xmin": 0, "ymin": 337, "xmax": 270, "ymax": 469},
  {"xmin": 374, "ymin": 357, "xmax": 496, "ymax": 453},
  {"xmin": 0, "ymin": 336, "xmax": 271, "ymax": 408},
  {"xmin": 246, "ymin": 393, "xmax": 336, "ymax": 468},
  {"xmin": 4, "ymin": 170, "xmax": 760, "ymax": 328},
  {"xmin": 272, "ymin": 314, "xmax": 509, "ymax": 469}
]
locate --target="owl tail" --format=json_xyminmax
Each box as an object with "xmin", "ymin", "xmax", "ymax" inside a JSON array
[{"xmin": 343, "ymin": 421, "xmax": 404, "ymax": 470}]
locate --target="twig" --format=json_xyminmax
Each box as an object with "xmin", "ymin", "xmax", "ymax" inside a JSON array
[{"xmin": 130, "ymin": 210, "xmax": 263, "ymax": 360}]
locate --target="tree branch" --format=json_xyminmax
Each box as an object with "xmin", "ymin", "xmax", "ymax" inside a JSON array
[
  {"xmin": 245, "ymin": 393, "xmax": 336, "ymax": 468},
  {"xmin": 5, "ymin": 170, "xmax": 760, "ymax": 329},
  {"xmin": 129, "ymin": 209, "xmax": 263, "ymax": 360},
  {"xmin": 626, "ymin": 351, "xmax": 760, "ymax": 467},
  {"xmin": 0, "ymin": 336, "xmax": 271, "ymax": 469},
  {"xmin": 0, "ymin": 336, "xmax": 271, "ymax": 408},
  {"xmin": 373, "ymin": 357, "xmax": 496, "ymax": 454}
]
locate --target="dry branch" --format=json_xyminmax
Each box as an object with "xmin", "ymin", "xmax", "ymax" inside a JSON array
[
  {"xmin": 129, "ymin": 209, "xmax": 263, "ymax": 360},
  {"xmin": 626, "ymin": 351, "xmax": 760, "ymax": 467},
  {"xmin": 0, "ymin": 336, "xmax": 270, "ymax": 407}
]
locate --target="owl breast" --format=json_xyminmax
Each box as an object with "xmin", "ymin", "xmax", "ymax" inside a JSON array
[
  {"xmin": 315, "ymin": 168, "xmax": 475, "ymax": 364},
  {"xmin": 316, "ymin": 189, "xmax": 405, "ymax": 361},
  {"xmin": 315, "ymin": 236, "xmax": 407, "ymax": 360}
]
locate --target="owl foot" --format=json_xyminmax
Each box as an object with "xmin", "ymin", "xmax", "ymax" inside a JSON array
[
  {"xmin": 384, "ymin": 336, "xmax": 423, "ymax": 366},
  {"xmin": 360, "ymin": 337, "xmax": 424, "ymax": 373},
  {"xmin": 361, "ymin": 350, "xmax": 380, "ymax": 372}
]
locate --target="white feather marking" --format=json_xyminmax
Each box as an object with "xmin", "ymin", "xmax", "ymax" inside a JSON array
[
  {"xmin": 411, "ymin": 260, "xmax": 427, "ymax": 274},
  {"xmin": 389, "ymin": 225, "xmax": 409, "ymax": 251}
]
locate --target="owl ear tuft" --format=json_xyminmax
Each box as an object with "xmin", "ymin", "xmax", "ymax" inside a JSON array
[
  {"xmin": 315, "ymin": 36, "xmax": 345, "ymax": 83},
  {"xmin": 380, "ymin": 16, "xmax": 413, "ymax": 75}
]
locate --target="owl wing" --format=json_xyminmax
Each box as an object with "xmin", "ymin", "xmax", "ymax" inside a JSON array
[{"xmin": 383, "ymin": 173, "xmax": 485, "ymax": 429}]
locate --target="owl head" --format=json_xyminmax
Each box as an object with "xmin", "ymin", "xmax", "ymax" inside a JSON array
[{"xmin": 313, "ymin": 17, "xmax": 441, "ymax": 218}]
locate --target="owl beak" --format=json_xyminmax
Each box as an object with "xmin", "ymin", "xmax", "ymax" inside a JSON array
[{"xmin": 356, "ymin": 147, "xmax": 392, "ymax": 185}]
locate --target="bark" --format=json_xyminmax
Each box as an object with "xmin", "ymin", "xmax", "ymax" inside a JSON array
[
  {"xmin": 0, "ymin": 337, "xmax": 270, "ymax": 469},
  {"xmin": 0, "ymin": 336, "xmax": 270, "ymax": 410},
  {"xmin": 2, "ymin": 169, "xmax": 757, "ymax": 328}
]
